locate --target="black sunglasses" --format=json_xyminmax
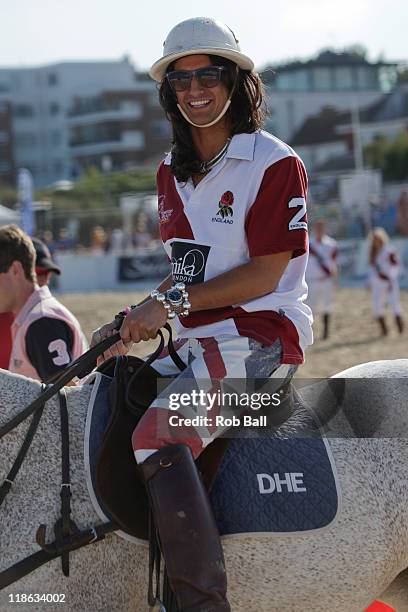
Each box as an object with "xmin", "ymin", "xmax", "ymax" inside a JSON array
[{"xmin": 166, "ymin": 66, "xmax": 226, "ymax": 92}]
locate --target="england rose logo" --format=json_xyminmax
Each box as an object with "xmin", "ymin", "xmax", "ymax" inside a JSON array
[{"xmin": 217, "ymin": 191, "xmax": 234, "ymax": 218}]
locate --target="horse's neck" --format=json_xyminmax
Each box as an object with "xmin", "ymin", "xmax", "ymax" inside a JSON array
[
  {"xmin": 0, "ymin": 372, "xmax": 90, "ymax": 453},
  {"xmin": 0, "ymin": 372, "xmax": 43, "ymax": 427}
]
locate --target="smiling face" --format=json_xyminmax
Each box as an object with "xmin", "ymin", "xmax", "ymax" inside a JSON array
[{"xmin": 172, "ymin": 54, "xmax": 230, "ymax": 128}]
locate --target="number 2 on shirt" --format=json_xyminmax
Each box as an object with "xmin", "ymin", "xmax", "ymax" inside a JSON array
[{"xmin": 288, "ymin": 197, "xmax": 307, "ymax": 231}]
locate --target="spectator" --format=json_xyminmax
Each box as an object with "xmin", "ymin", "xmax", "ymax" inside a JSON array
[
  {"xmin": 90, "ymin": 225, "xmax": 107, "ymax": 254},
  {"xmin": 55, "ymin": 228, "xmax": 75, "ymax": 252},
  {"xmin": 397, "ymin": 190, "xmax": 408, "ymax": 236},
  {"xmin": 104, "ymin": 227, "xmax": 124, "ymax": 253},
  {"xmin": 0, "ymin": 225, "xmax": 88, "ymax": 382},
  {"xmin": 132, "ymin": 219, "xmax": 153, "ymax": 249}
]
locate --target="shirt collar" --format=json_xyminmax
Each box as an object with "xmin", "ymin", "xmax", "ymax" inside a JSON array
[
  {"xmin": 13, "ymin": 285, "xmax": 52, "ymax": 327},
  {"xmin": 163, "ymin": 132, "xmax": 257, "ymax": 166},
  {"xmin": 225, "ymin": 133, "xmax": 256, "ymax": 161}
]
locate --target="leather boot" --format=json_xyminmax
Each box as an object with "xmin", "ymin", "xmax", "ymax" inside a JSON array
[
  {"xmin": 378, "ymin": 316, "xmax": 388, "ymax": 336},
  {"xmin": 322, "ymin": 313, "xmax": 330, "ymax": 340},
  {"xmin": 395, "ymin": 315, "xmax": 404, "ymax": 334},
  {"xmin": 139, "ymin": 444, "xmax": 230, "ymax": 612}
]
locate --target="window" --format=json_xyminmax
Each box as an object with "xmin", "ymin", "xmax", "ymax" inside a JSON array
[
  {"xmin": 276, "ymin": 73, "xmax": 295, "ymax": 91},
  {"xmin": 292, "ymin": 70, "xmax": 309, "ymax": 91},
  {"xmin": 50, "ymin": 129, "xmax": 62, "ymax": 145},
  {"xmin": 334, "ymin": 68, "xmax": 353, "ymax": 91},
  {"xmin": 0, "ymin": 161, "xmax": 11, "ymax": 173},
  {"xmin": 0, "ymin": 83, "xmax": 9, "ymax": 93},
  {"xmin": 151, "ymin": 120, "xmax": 171, "ymax": 138},
  {"xmin": 49, "ymin": 102, "xmax": 60, "ymax": 115},
  {"xmin": 54, "ymin": 160, "xmax": 63, "ymax": 174},
  {"xmin": 15, "ymin": 132, "xmax": 38, "ymax": 147},
  {"xmin": 15, "ymin": 132, "xmax": 37, "ymax": 146},
  {"xmin": 0, "ymin": 131, "xmax": 9, "ymax": 144},
  {"xmin": 313, "ymin": 68, "xmax": 331, "ymax": 91},
  {"xmin": 48, "ymin": 73, "xmax": 58, "ymax": 86},
  {"xmin": 13, "ymin": 104, "xmax": 34, "ymax": 118}
]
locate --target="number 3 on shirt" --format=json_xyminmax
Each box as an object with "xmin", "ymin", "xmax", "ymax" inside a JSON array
[
  {"xmin": 48, "ymin": 339, "xmax": 70, "ymax": 366},
  {"xmin": 288, "ymin": 197, "xmax": 307, "ymax": 231}
]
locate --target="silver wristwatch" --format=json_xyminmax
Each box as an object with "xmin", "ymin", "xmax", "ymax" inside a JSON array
[{"xmin": 151, "ymin": 282, "xmax": 191, "ymax": 319}]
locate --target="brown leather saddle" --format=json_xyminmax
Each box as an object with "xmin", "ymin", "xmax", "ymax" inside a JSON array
[{"xmin": 94, "ymin": 329, "xmax": 230, "ymax": 541}]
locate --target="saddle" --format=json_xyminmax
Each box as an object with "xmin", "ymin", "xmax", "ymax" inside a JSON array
[
  {"xmin": 94, "ymin": 332, "xmax": 230, "ymax": 541},
  {"xmin": 91, "ymin": 330, "xmax": 342, "ymax": 541}
]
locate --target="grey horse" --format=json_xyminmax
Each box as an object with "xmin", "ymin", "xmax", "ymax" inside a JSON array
[{"xmin": 0, "ymin": 359, "xmax": 408, "ymax": 612}]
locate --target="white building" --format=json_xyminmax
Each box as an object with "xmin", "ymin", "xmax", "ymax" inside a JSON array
[
  {"xmin": 0, "ymin": 58, "xmax": 160, "ymax": 187},
  {"xmin": 262, "ymin": 49, "xmax": 398, "ymax": 143}
]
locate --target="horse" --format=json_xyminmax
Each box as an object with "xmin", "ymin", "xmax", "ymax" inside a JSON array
[{"xmin": 0, "ymin": 359, "xmax": 408, "ymax": 612}]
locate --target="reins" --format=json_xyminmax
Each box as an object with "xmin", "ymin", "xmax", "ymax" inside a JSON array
[{"xmin": 0, "ymin": 323, "xmax": 175, "ymax": 591}]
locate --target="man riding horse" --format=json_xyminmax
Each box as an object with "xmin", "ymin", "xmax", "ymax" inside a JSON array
[{"xmin": 93, "ymin": 16, "xmax": 312, "ymax": 611}]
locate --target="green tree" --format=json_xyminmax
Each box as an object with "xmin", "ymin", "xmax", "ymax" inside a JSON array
[{"xmin": 365, "ymin": 133, "xmax": 408, "ymax": 181}]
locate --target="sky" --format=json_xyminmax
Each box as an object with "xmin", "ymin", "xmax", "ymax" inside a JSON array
[{"xmin": 1, "ymin": 0, "xmax": 407, "ymax": 71}]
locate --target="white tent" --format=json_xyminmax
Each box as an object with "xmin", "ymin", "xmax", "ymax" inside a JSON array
[{"xmin": 0, "ymin": 204, "xmax": 19, "ymax": 225}]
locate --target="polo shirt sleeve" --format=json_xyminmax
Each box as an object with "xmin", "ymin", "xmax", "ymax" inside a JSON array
[
  {"xmin": 245, "ymin": 156, "xmax": 308, "ymax": 258},
  {"xmin": 25, "ymin": 317, "xmax": 74, "ymax": 382}
]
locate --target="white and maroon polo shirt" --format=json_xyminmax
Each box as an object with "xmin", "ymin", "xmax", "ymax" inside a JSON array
[
  {"xmin": 307, "ymin": 235, "xmax": 338, "ymax": 281},
  {"xmin": 9, "ymin": 286, "xmax": 88, "ymax": 381},
  {"xmin": 157, "ymin": 130, "xmax": 313, "ymax": 364}
]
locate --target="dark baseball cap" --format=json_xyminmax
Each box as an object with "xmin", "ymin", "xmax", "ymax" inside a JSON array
[{"xmin": 32, "ymin": 237, "xmax": 61, "ymax": 275}]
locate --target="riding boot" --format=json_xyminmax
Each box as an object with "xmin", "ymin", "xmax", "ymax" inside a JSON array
[
  {"xmin": 395, "ymin": 315, "xmax": 404, "ymax": 334},
  {"xmin": 139, "ymin": 444, "xmax": 231, "ymax": 612},
  {"xmin": 322, "ymin": 313, "xmax": 330, "ymax": 340},
  {"xmin": 377, "ymin": 316, "xmax": 388, "ymax": 336}
]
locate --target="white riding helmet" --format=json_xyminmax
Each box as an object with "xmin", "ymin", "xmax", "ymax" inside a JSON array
[{"xmin": 149, "ymin": 17, "xmax": 254, "ymax": 82}]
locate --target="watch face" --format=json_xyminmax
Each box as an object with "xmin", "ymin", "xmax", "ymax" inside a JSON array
[{"xmin": 167, "ymin": 289, "xmax": 183, "ymax": 303}]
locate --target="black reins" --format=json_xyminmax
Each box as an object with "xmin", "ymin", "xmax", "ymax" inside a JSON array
[
  {"xmin": 0, "ymin": 323, "xmax": 179, "ymax": 591},
  {"xmin": 0, "ymin": 327, "xmax": 130, "ymax": 590}
]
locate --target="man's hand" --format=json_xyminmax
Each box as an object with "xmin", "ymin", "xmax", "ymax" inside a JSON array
[
  {"xmin": 120, "ymin": 299, "xmax": 168, "ymax": 344},
  {"xmin": 91, "ymin": 319, "xmax": 131, "ymax": 366}
]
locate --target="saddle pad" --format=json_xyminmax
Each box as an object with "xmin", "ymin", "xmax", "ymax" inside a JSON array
[
  {"xmin": 84, "ymin": 373, "xmax": 121, "ymax": 531},
  {"xmin": 209, "ymin": 436, "xmax": 340, "ymax": 535},
  {"xmin": 85, "ymin": 374, "xmax": 340, "ymax": 540}
]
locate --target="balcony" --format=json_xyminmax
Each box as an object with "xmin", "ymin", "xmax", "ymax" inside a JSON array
[
  {"xmin": 69, "ymin": 130, "xmax": 145, "ymax": 156},
  {"xmin": 67, "ymin": 101, "xmax": 142, "ymax": 125}
]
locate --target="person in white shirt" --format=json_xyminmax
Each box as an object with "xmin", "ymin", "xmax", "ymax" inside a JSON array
[
  {"xmin": 91, "ymin": 17, "xmax": 312, "ymax": 611},
  {"xmin": 306, "ymin": 220, "xmax": 338, "ymax": 340},
  {"xmin": 368, "ymin": 227, "xmax": 404, "ymax": 336}
]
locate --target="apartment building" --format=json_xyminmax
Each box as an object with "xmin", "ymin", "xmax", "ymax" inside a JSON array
[
  {"xmin": 68, "ymin": 84, "xmax": 170, "ymax": 174},
  {"xmin": 0, "ymin": 98, "xmax": 15, "ymax": 186},
  {"xmin": 0, "ymin": 58, "xmax": 170, "ymax": 188}
]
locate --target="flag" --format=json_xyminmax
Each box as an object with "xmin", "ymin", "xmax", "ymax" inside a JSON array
[{"xmin": 18, "ymin": 168, "xmax": 35, "ymax": 236}]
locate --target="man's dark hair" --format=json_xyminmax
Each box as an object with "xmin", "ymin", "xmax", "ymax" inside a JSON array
[
  {"xmin": 0, "ymin": 224, "xmax": 36, "ymax": 282},
  {"xmin": 159, "ymin": 55, "xmax": 266, "ymax": 182}
]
